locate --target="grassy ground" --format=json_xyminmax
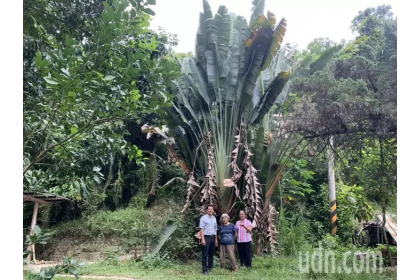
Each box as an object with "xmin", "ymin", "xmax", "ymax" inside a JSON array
[{"xmin": 24, "ymin": 255, "xmax": 397, "ymax": 280}]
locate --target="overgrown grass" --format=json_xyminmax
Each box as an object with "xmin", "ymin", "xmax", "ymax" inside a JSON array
[
  {"xmin": 50, "ymin": 197, "xmax": 181, "ymax": 241},
  {"xmin": 72, "ymin": 256, "xmax": 396, "ymax": 280}
]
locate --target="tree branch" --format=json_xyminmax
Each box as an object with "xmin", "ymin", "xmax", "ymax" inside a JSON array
[{"xmin": 23, "ymin": 4, "xmax": 92, "ymax": 36}]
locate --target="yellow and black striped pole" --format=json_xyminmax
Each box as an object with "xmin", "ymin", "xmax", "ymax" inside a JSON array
[
  {"xmin": 327, "ymin": 136, "xmax": 337, "ymax": 236},
  {"xmin": 330, "ymin": 199, "xmax": 337, "ymax": 236}
]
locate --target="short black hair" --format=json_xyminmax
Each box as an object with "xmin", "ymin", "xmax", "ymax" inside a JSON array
[{"xmin": 207, "ymin": 204, "xmax": 214, "ymax": 210}]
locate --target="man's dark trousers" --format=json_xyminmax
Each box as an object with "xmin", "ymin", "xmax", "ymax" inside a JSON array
[{"xmin": 202, "ymin": 235, "xmax": 216, "ymax": 273}]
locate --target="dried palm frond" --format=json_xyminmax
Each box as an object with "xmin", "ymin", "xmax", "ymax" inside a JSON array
[
  {"xmin": 226, "ymin": 122, "xmax": 243, "ymax": 198},
  {"xmin": 165, "ymin": 141, "xmax": 192, "ymax": 175},
  {"xmin": 198, "ymin": 145, "xmax": 219, "ymax": 214},
  {"xmin": 181, "ymin": 173, "xmax": 200, "ymax": 214},
  {"xmin": 266, "ymin": 204, "xmax": 279, "ymax": 253},
  {"xmin": 243, "ymin": 143, "xmax": 263, "ymax": 227}
]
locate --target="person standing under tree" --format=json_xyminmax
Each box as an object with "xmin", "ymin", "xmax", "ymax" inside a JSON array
[
  {"xmin": 236, "ymin": 210, "xmax": 253, "ymax": 268},
  {"xmin": 219, "ymin": 213, "xmax": 238, "ymax": 272},
  {"xmin": 199, "ymin": 205, "xmax": 218, "ymax": 275}
]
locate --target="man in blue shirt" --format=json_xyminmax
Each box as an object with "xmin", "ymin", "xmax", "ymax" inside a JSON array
[{"xmin": 199, "ymin": 204, "xmax": 218, "ymax": 275}]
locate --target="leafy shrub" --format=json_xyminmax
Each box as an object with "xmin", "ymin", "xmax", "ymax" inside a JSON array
[
  {"xmin": 278, "ymin": 208, "xmax": 311, "ymax": 256},
  {"xmin": 159, "ymin": 210, "xmax": 201, "ymax": 260},
  {"xmin": 28, "ymin": 257, "xmax": 85, "ymax": 280},
  {"xmin": 53, "ymin": 207, "xmax": 158, "ymax": 241},
  {"xmin": 140, "ymin": 253, "xmax": 174, "ymax": 269},
  {"xmin": 101, "ymin": 247, "xmax": 120, "ymax": 266}
]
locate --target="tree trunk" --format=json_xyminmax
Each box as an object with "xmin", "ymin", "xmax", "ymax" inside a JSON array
[
  {"xmin": 146, "ymin": 148, "xmax": 158, "ymax": 208},
  {"xmin": 381, "ymin": 206, "xmax": 394, "ymax": 267},
  {"xmin": 256, "ymin": 234, "xmax": 262, "ymax": 256},
  {"xmin": 327, "ymin": 136, "xmax": 337, "ymax": 236},
  {"xmin": 378, "ymin": 137, "xmax": 394, "ymax": 267}
]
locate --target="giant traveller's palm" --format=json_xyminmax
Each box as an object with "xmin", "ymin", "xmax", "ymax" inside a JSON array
[{"xmin": 165, "ymin": 0, "xmax": 295, "ymax": 253}]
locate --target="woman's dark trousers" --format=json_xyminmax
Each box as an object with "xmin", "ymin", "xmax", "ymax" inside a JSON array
[{"xmin": 237, "ymin": 241, "xmax": 252, "ymax": 268}]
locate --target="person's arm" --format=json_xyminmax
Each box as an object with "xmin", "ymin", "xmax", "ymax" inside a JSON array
[
  {"xmin": 214, "ymin": 220, "xmax": 218, "ymax": 247},
  {"xmin": 233, "ymin": 224, "xmax": 238, "ymax": 239},
  {"xmin": 199, "ymin": 218, "xmax": 206, "ymax": 246},
  {"xmin": 240, "ymin": 220, "xmax": 252, "ymax": 232},
  {"xmin": 245, "ymin": 221, "xmax": 253, "ymax": 233}
]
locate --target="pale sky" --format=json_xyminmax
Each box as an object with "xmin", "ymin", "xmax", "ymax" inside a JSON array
[{"xmin": 149, "ymin": 0, "xmax": 398, "ymax": 52}]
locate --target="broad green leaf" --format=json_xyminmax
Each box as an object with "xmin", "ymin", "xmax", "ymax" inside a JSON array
[
  {"xmin": 250, "ymin": 71, "xmax": 290, "ymax": 124},
  {"xmin": 115, "ymin": 110, "xmax": 126, "ymax": 116},
  {"xmin": 103, "ymin": 75, "xmax": 115, "ymax": 81},
  {"xmin": 144, "ymin": 8, "xmax": 155, "ymax": 16},
  {"xmin": 188, "ymin": 58, "xmax": 213, "ymax": 105},
  {"xmin": 70, "ymin": 127, "xmax": 78, "ymax": 135},
  {"xmin": 33, "ymin": 225, "xmax": 41, "ymax": 235},
  {"xmin": 307, "ymin": 45, "xmax": 343, "ymax": 76},
  {"xmin": 149, "ymin": 220, "xmax": 177, "ymax": 257},
  {"xmin": 44, "ymin": 77, "xmax": 59, "ymax": 85},
  {"xmin": 261, "ymin": 18, "xmax": 287, "ymax": 70},
  {"xmin": 61, "ymin": 68, "xmax": 70, "ymax": 76}
]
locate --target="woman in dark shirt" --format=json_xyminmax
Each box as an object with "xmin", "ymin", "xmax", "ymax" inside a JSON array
[{"xmin": 219, "ymin": 213, "xmax": 238, "ymax": 272}]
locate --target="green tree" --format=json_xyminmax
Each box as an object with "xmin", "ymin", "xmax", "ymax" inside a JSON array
[{"xmin": 23, "ymin": 0, "xmax": 179, "ymax": 199}]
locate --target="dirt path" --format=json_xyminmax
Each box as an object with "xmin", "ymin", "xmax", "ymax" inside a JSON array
[
  {"xmin": 55, "ymin": 275, "xmax": 141, "ymax": 280},
  {"xmin": 25, "ymin": 255, "xmax": 142, "ymax": 279},
  {"xmin": 26, "ymin": 261, "xmax": 95, "ymax": 273}
]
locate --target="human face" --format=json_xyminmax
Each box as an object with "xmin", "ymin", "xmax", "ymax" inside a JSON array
[
  {"xmin": 239, "ymin": 211, "xmax": 245, "ymax": 221},
  {"xmin": 222, "ymin": 216, "xmax": 229, "ymax": 225},
  {"xmin": 207, "ymin": 206, "xmax": 214, "ymax": 216}
]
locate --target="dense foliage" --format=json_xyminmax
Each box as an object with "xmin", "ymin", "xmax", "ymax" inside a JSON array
[
  {"xmin": 23, "ymin": 0, "xmax": 179, "ymax": 201},
  {"xmin": 23, "ymin": 0, "xmax": 397, "ymax": 273}
]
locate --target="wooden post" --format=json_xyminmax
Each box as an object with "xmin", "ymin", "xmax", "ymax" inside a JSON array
[
  {"xmin": 328, "ymin": 137, "xmax": 337, "ymax": 236},
  {"xmin": 26, "ymin": 202, "xmax": 39, "ymax": 263}
]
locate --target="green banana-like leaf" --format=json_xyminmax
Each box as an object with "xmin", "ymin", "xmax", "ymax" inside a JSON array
[
  {"xmin": 250, "ymin": 71, "xmax": 290, "ymax": 124},
  {"xmin": 249, "ymin": 0, "xmax": 266, "ymax": 31},
  {"xmin": 175, "ymin": 78, "xmax": 202, "ymax": 123},
  {"xmin": 217, "ymin": 6, "xmax": 230, "ymax": 64},
  {"xmin": 196, "ymin": 13, "xmax": 207, "ymax": 71},
  {"xmin": 226, "ymin": 15, "xmax": 248, "ymax": 101},
  {"xmin": 237, "ymin": 17, "xmax": 249, "ymax": 77},
  {"xmin": 292, "ymin": 56, "xmax": 313, "ymax": 77},
  {"xmin": 206, "ymin": 49, "xmax": 218, "ymax": 90},
  {"xmin": 149, "ymin": 220, "xmax": 177, "ymax": 257},
  {"xmin": 188, "ymin": 58, "xmax": 213, "ymax": 105},
  {"xmin": 165, "ymin": 107, "xmax": 183, "ymax": 126},
  {"xmin": 242, "ymin": 44, "xmax": 266, "ymax": 101},
  {"xmin": 228, "ymin": 13, "xmax": 238, "ymax": 47},
  {"xmin": 203, "ymin": 0, "xmax": 213, "ymax": 45},
  {"xmin": 270, "ymin": 43, "xmax": 293, "ymax": 75},
  {"xmin": 253, "ymin": 71, "xmax": 271, "ymax": 107},
  {"xmin": 265, "ymin": 10, "xmax": 276, "ymax": 29},
  {"xmin": 274, "ymin": 79, "xmax": 292, "ymax": 105},
  {"xmin": 307, "ymin": 45, "xmax": 343, "ymax": 76},
  {"xmin": 173, "ymin": 126, "xmax": 195, "ymax": 169},
  {"xmin": 261, "ymin": 17, "xmax": 287, "ymax": 70},
  {"xmin": 216, "ymin": 6, "xmax": 230, "ymax": 102}
]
